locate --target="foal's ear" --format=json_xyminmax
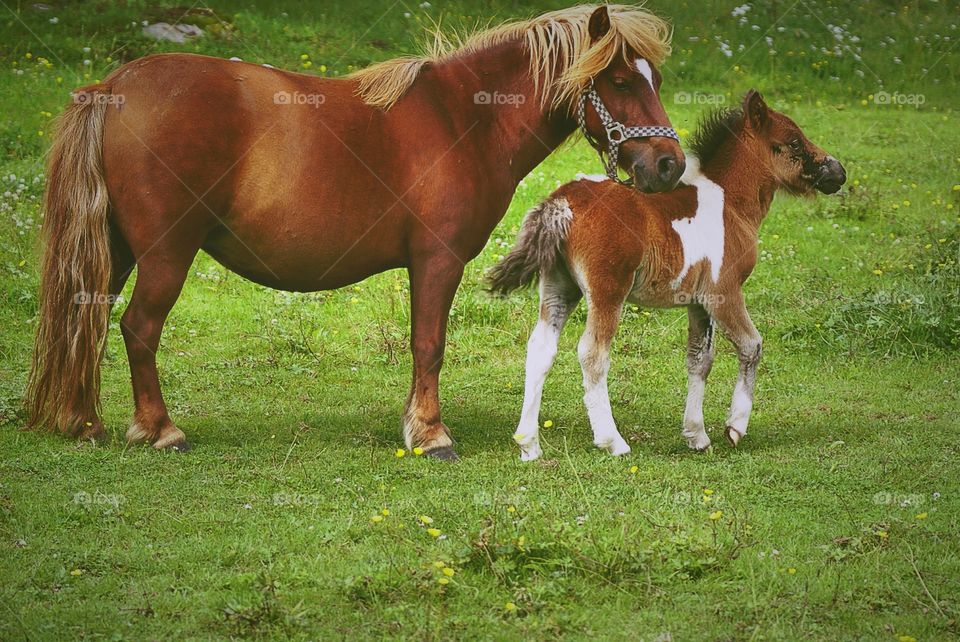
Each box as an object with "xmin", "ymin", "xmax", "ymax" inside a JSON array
[
  {"xmin": 743, "ymin": 89, "xmax": 769, "ymax": 131},
  {"xmin": 588, "ymin": 6, "xmax": 611, "ymax": 41}
]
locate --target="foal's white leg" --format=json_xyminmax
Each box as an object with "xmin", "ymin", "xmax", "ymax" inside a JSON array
[
  {"xmin": 682, "ymin": 305, "xmax": 714, "ymax": 450},
  {"xmin": 578, "ymin": 297, "xmax": 630, "ymax": 456},
  {"xmin": 514, "ymin": 271, "xmax": 579, "ymax": 461},
  {"xmin": 711, "ymin": 292, "xmax": 762, "ymax": 447}
]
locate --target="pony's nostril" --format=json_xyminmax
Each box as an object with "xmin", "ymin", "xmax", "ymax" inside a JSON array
[{"xmin": 656, "ymin": 155, "xmax": 677, "ymax": 182}]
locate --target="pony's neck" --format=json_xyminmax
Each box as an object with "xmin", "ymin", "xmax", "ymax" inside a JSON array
[
  {"xmin": 428, "ymin": 39, "xmax": 578, "ymax": 184},
  {"xmin": 699, "ymin": 136, "xmax": 779, "ymax": 231}
]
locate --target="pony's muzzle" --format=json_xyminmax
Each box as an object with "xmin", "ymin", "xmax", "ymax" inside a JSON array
[
  {"xmin": 815, "ymin": 157, "xmax": 846, "ymax": 194},
  {"xmin": 625, "ymin": 139, "xmax": 685, "ymax": 193}
]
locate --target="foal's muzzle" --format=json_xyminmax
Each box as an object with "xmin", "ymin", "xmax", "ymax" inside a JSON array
[{"xmin": 815, "ymin": 157, "xmax": 846, "ymax": 194}]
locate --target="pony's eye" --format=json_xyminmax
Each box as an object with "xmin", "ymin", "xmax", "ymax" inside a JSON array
[
  {"xmin": 612, "ymin": 78, "xmax": 630, "ymax": 92},
  {"xmin": 789, "ymin": 139, "xmax": 802, "ymax": 151}
]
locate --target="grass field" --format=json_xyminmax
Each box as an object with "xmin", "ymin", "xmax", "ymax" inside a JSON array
[{"xmin": 1, "ymin": 1, "xmax": 958, "ymax": 639}]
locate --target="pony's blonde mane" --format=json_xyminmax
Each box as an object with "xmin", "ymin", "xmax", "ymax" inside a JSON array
[{"xmin": 351, "ymin": 4, "xmax": 671, "ymax": 111}]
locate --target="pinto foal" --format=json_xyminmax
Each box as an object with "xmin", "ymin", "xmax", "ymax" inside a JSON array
[{"xmin": 488, "ymin": 91, "xmax": 845, "ymax": 460}]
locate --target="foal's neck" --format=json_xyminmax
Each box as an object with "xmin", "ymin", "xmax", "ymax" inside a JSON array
[
  {"xmin": 431, "ymin": 40, "xmax": 578, "ymax": 184},
  {"xmin": 700, "ymin": 138, "xmax": 778, "ymax": 231}
]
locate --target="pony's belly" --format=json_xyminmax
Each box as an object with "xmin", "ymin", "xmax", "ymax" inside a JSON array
[
  {"xmin": 626, "ymin": 268, "xmax": 684, "ymax": 308},
  {"xmin": 626, "ymin": 287, "xmax": 682, "ymax": 309},
  {"xmin": 202, "ymin": 224, "xmax": 406, "ymax": 292}
]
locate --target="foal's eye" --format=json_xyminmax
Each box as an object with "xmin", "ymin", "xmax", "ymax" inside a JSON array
[{"xmin": 788, "ymin": 138, "xmax": 803, "ymax": 152}]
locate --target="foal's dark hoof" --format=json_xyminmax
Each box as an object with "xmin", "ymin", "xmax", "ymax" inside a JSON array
[{"xmin": 425, "ymin": 446, "xmax": 459, "ymax": 462}]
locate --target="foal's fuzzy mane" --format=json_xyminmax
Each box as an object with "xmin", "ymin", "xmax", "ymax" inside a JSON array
[
  {"xmin": 688, "ymin": 106, "xmax": 745, "ymax": 166},
  {"xmin": 351, "ymin": 4, "xmax": 671, "ymax": 111}
]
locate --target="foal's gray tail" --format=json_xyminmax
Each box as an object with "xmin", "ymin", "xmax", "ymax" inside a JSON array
[{"xmin": 486, "ymin": 198, "xmax": 573, "ymax": 296}]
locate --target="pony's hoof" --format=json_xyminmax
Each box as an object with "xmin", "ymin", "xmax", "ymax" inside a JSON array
[
  {"xmin": 152, "ymin": 426, "xmax": 190, "ymax": 452},
  {"xmin": 425, "ymin": 446, "xmax": 459, "ymax": 462},
  {"xmin": 597, "ymin": 437, "xmax": 631, "ymax": 456},
  {"xmin": 684, "ymin": 432, "xmax": 711, "ymax": 451},
  {"xmin": 725, "ymin": 426, "xmax": 743, "ymax": 447},
  {"xmin": 519, "ymin": 443, "xmax": 542, "ymax": 462},
  {"xmin": 77, "ymin": 423, "xmax": 108, "ymax": 445},
  {"xmin": 161, "ymin": 440, "xmax": 192, "ymax": 453}
]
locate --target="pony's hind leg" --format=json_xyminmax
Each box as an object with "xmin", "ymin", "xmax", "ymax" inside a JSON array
[
  {"xmin": 578, "ymin": 284, "xmax": 631, "ymax": 456},
  {"xmin": 682, "ymin": 304, "xmax": 715, "ymax": 451},
  {"xmin": 121, "ymin": 250, "xmax": 196, "ymax": 451},
  {"xmin": 513, "ymin": 268, "xmax": 581, "ymax": 461},
  {"xmin": 78, "ymin": 227, "xmax": 137, "ymax": 444}
]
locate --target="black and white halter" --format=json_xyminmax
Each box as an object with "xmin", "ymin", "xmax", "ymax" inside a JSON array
[{"xmin": 577, "ymin": 80, "xmax": 680, "ymax": 185}]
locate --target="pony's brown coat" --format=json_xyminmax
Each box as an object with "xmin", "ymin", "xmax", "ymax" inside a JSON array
[{"xmin": 26, "ymin": 5, "xmax": 683, "ymax": 458}]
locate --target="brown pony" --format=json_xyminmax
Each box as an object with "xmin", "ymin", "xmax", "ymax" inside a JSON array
[
  {"xmin": 26, "ymin": 5, "xmax": 684, "ymax": 459},
  {"xmin": 488, "ymin": 91, "xmax": 845, "ymax": 460}
]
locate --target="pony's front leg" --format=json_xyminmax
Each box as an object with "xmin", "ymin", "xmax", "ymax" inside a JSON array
[
  {"xmin": 682, "ymin": 304, "xmax": 715, "ymax": 451},
  {"xmin": 403, "ymin": 256, "xmax": 465, "ymax": 461},
  {"xmin": 711, "ymin": 292, "xmax": 762, "ymax": 447},
  {"xmin": 578, "ymin": 291, "xmax": 630, "ymax": 456},
  {"xmin": 514, "ymin": 270, "xmax": 580, "ymax": 461}
]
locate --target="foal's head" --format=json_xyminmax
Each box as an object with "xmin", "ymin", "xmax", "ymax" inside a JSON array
[
  {"xmin": 576, "ymin": 6, "xmax": 685, "ymax": 192},
  {"xmin": 740, "ymin": 90, "xmax": 846, "ymax": 195}
]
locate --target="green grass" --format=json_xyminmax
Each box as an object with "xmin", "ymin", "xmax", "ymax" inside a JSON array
[{"xmin": 1, "ymin": 1, "xmax": 959, "ymax": 639}]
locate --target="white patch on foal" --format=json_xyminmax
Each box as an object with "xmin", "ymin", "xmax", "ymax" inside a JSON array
[
  {"xmin": 576, "ymin": 173, "xmax": 610, "ymax": 182},
  {"xmin": 634, "ymin": 58, "xmax": 654, "ymax": 87},
  {"xmin": 671, "ymin": 157, "xmax": 725, "ymax": 288}
]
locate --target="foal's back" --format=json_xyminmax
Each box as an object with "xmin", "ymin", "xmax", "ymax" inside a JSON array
[{"xmin": 553, "ymin": 174, "xmax": 723, "ymax": 308}]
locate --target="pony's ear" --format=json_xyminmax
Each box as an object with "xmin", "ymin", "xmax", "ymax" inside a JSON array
[
  {"xmin": 588, "ymin": 6, "xmax": 611, "ymax": 41},
  {"xmin": 744, "ymin": 89, "xmax": 769, "ymax": 130}
]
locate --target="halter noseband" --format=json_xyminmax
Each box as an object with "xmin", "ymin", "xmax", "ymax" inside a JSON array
[{"xmin": 577, "ymin": 80, "xmax": 680, "ymax": 185}]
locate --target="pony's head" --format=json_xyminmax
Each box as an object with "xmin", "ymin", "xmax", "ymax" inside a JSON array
[
  {"xmin": 573, "ymin": 6, "xmax": 685, "ymax": 192},
  {"xmin": 741, "ymin": 90, "xmax": 846, "ymax": 195}
]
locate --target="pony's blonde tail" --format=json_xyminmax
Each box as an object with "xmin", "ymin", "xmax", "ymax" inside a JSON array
[{"xmin": 26, "ymin": 90, "xmax": 113, "ymax": 435}]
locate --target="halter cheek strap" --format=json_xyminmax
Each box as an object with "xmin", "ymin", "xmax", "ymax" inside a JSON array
[{"xmin": 577, "ymin": 81, "xmax": 680, "ymax": 185}]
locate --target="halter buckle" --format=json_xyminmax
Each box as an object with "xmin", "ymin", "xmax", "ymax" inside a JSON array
[{"xmin": 605, "ymin": 122, "xmax": 626, "ymax": 144}]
